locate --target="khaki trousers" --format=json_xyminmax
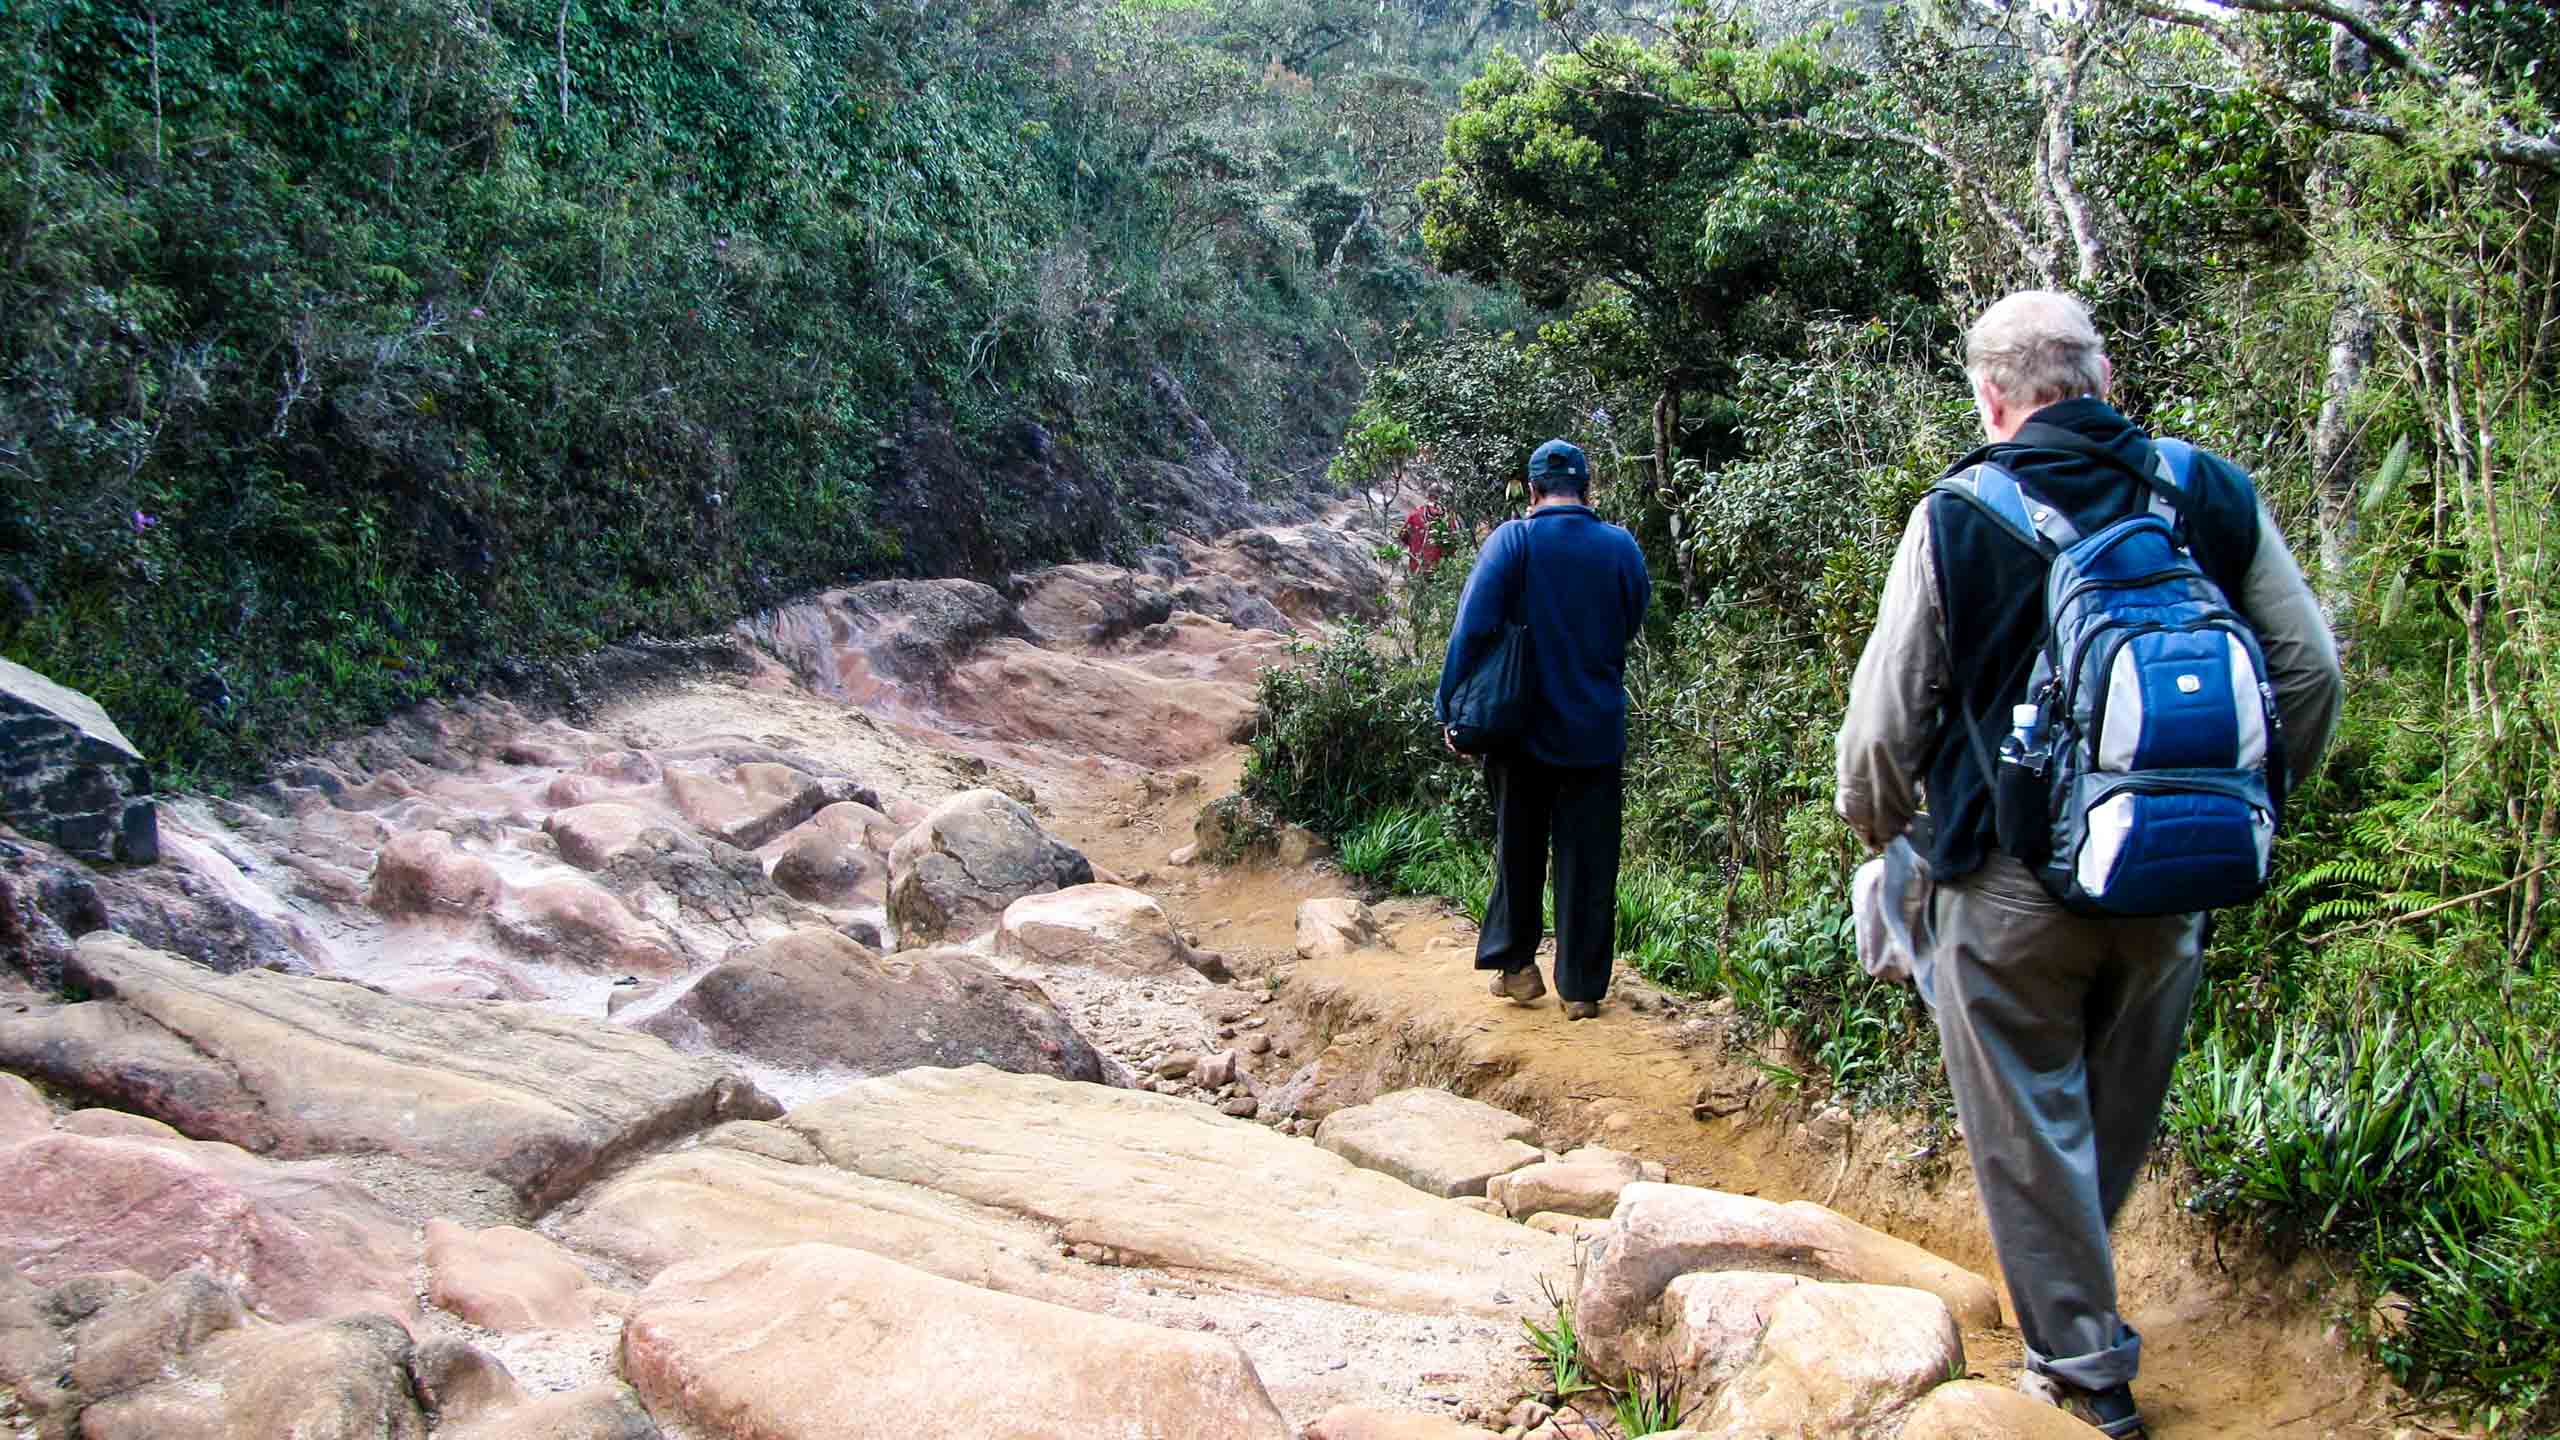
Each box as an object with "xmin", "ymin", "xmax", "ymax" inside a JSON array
[{"xmin": 1928, "ymin": 852, "xmax": 2203, "ymax": 1390}]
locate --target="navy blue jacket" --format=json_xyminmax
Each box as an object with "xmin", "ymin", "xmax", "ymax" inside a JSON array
[{"xmin": 1434, "ymin": 505, "xmax": 1652, "ymax": 768}]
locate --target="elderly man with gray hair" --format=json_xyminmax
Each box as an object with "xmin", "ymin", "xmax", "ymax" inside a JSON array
[{"xmin": 1834, "ymin": 291, "xmax": 2342, "ymax": 1437}]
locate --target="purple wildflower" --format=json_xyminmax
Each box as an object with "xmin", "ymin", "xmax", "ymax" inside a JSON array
[{"xmin": 132, "ymin": 510, "xmax": 158, "ymax": 534}]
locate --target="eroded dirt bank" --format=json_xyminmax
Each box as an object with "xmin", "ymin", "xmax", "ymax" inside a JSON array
[{"xmin": 0, "ymin": 507, "xmax": 2425, "ymax": 1440}]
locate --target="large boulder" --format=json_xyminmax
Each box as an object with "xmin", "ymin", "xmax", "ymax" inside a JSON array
[
  {"xmin": 934, "ymin": 641, "xmax": 1258, "ymax": 767},
  {"xmin": 1014, "ymin": 563, "xmax": 1175, "ymax": 649},
  {"xmin": 637, "ymin": 928, "xmax": 1104, "ymax": 1080},
  {"xmin": 996, "ymin": 883, "xmax": 1203, "ymax": 978},
  {"xmin": 76, "ymin": 1312, "xmax": 428, "ymax": 1440},
  {"xmin": 425, "ymin": 1220, "xmax": 619, "ymax": 1333},
  {"xmin": 0, "ymin": 1072, "xmax": 48, "ymax": 1140},
  {"xmin": 0, "ymin": 656, "xmax": 156, "ymax": 863},
  {"xmin": 886, "ymin": 789, "xmax": 1092, "ymax": 947},
  {"xmin": 1171, "ymin": 522, "xmax": 1391, "ymax": 628},
  {"xmin": 0, "ymin": 1127, "xmax": 416, "ymax": 1321},
  {"xmin": 1620, "ymin": 1271, "xmax": 1817, "ymax": 1401},
  {"xmin": 66, "ymin": 1266, "xmax": 247, "ymax": 1402},
  {"xmin": 1487, "ymin": 1147, "xmax": 1661, "ymax": 1220},
  {"xmin": 663, "ymin": 762, "xmax": 828, "ymax": 851},
  {"xmin": 620, "ymin": 1243, "xmax": 1293, "ymax": 1440},
  {"xmin": 1576, "ymin": 1183, "xmax": 2001, "ymax": 1382},
  {"xmin": 1315, "ymin": 1088, "xmax": 1543, "ymax": 1199},
  {"xmin": 780, "ymin": 1066, "xmax": 1570, "ymax": 1318},
  {"xmin": 0, "ymin": 933, "xmax": 778, "ymax": 1211},
  {"xmin": 542, "ymin": 803, "xmax": 673, "ymax": 871},
  {"xmin": 494, "ymin": 876, "xmax": 689, "ymax": 974},
  {"xmin": 1688, "ymin": 1282, "xmax": 1964, "ymax": 1439},
  {"xmin": 366, "ymin": 829, "xmax": 503, "ymax": 918},
  {"xmin": 1297, "ymin": 897, "xmax": 1386, "ymax": 959}
]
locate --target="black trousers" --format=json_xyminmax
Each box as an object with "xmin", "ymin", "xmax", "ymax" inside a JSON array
[{"xmin": 1474, "ymin": 754, "xmax": 1623, "ymax": 1003}]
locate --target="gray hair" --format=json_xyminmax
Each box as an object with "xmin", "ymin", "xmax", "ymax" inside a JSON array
[{"xmin": 1964, "ymin": 290, "xmax": 2109, "ymax": 410}]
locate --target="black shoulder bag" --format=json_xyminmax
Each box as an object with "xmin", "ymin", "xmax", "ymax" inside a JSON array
[{"xmin": 1444, "ymin": 521, "xmax": 1537, "ymax": 756}]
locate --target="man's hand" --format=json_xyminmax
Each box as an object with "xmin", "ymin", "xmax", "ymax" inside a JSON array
[{"xmin": 1443, "ymin": 726, "xmax": 1460, "ymax": 756}]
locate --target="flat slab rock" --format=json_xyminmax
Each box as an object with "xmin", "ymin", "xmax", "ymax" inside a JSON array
[
  {"xmin": 0, "ymin": 933, "xmax": 778, "ymax": 1211},
  {"xmin": 621, "ymin": 1243, "xmax": 1292, "ymax": 1440},
  {"xmin": 782, "ymin": 1065, "xmax": 1572, "ymax": 1317},
  {"xmin": 1302, "ymin": 1407, "xmax": 1506, "ymax": 1439},
  {"xmin": 1314, "ymin": 1088, "xmax": 1543, "ymax": 1199},
  {"xmin": 555, "ymin": 1138, "xmax": 1097, "ymax": 1309}
]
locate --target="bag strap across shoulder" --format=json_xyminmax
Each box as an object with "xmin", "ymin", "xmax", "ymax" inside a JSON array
[{"xmin": 1508, "ymin": 515, "xmax": 1539, "ymax": 626}]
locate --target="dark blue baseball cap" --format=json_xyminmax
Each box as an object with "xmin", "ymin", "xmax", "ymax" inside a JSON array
[{"xmin": 1527, "ymin": 438, "xmax": 1588, "ymax": 486}]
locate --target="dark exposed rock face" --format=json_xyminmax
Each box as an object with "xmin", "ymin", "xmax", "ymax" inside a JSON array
[
  {"xmin": 0, "ymin": 659, "xmax": 156, "ymax": 864},
  {"xmin": 0, "ymin": 832, "xmax": 308, "ymax": 987},
  {"xmin": 866, "ymin": 369, "xmax": 1320, "ymax": 586}
]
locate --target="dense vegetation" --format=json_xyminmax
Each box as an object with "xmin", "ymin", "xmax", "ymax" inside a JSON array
[
  {"xmin": 1255, "ymin": 0, "xmax": 2560, "ymax": 1429},
  {"xmin": 0, "ymin": 0, "xmax": 1530, "ymax": 779}
]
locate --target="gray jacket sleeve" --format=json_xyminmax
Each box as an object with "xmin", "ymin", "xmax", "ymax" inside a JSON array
[
  {"xmin": 1835, "ymin": 505, "xmax": 1947, "ymax": 850},
  {"xmin": 2238, "ymin": 505, "xmax": 2345, "ymax": 784}
]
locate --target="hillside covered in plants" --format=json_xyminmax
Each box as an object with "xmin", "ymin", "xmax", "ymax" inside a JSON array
[
  {"xmin": 0, "ymin": 0, "xmax": 1532, "ymax": 779},
  {"xmin": 1257, "ymin": 0, "xmax": 2560, "ymax": 1430}
]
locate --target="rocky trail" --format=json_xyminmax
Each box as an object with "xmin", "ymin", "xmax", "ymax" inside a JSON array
[{"xmin": 0, "ymin": 510, "xmax": 2417, "ymax": 1440}]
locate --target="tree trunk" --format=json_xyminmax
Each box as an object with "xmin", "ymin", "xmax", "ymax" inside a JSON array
[
  {"xmin": 2307, "ymin": 17, "xmax": 2378, "ymax": 612},
  {"xmin": 2310, "ymin": 293, "xmax": 2376, "ymax": 590},
  {"xmin": 1654, "ymin": 382, "xmax": 1695, "ymax": 592}
]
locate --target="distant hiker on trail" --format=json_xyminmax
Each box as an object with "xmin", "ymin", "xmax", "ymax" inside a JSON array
[
  {"xmin": 1835, "ymin": 290, "xmax": 2343, "ymax": 1439},
  {"xmin": 1436, "ymin": 439, "xmax": 1651, "ymax": 1021},
  {"xmin": 1401, "ymin": 501, "xmax": 1449, "ymax": 574}
]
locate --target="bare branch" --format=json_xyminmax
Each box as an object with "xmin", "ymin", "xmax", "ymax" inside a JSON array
[
  {"xmin": 1796, "ymin": 118, "xmax": 2060, "ymax": 286},
  {"xmin": 2134, "ymin": 0, "xmax": 2560, "ymax": 176},
  {"xmin": 2196, "ymin": 0, "xmax": 2444, "ymax": 89}
]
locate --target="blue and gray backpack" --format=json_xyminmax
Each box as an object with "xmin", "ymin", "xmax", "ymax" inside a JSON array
[{"xmin": 1934, "ymin": 439, "xmax": 2286, "ymax": 917}]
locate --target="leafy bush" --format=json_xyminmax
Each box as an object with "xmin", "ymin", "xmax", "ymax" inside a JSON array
[
  {"xmin": 0, "ymin": 0, "xmax": 1498, "ymax": 784},
  {"xmin": 1241, "ymin": 626, "xmax": 1478, "ymax": 839}
]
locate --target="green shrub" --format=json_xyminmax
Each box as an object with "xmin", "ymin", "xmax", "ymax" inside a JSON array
[{"xmin": 1241, "ymin": 626, "xmax": 1478, "ymax": 839}]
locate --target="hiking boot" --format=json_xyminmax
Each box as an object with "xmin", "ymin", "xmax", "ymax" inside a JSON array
[
  {"xmin": 2016, "ymin": 1372, "xmax": 2147, "ymax": 1439},
  {"xmin": 1489, "ymin": 966, "xmax": 1546, "ymax": 1004},
  {"xmin": 1561, "ymin": 1000, "xmax": 1601, "ymax": 1021}
]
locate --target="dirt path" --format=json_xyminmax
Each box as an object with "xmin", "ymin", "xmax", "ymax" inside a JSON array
[{"xmin": 1053, "ymin": 751, "xmax": 2426, "ymax": 1440}]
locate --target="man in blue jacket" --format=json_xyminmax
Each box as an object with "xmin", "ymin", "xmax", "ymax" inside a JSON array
[{"xmin": 1436, "ymin": 439, "xmax": 1652, "ymax": 1019}]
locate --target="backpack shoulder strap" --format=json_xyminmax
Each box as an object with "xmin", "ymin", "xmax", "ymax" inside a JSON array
[
  {"xmin": 1930, "ymin": 461, "xmax": 2078, "ymax": 557},
  {"xmin": 2143, "ymin": 438, "xmax": 2199, "ymax": 529}
]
